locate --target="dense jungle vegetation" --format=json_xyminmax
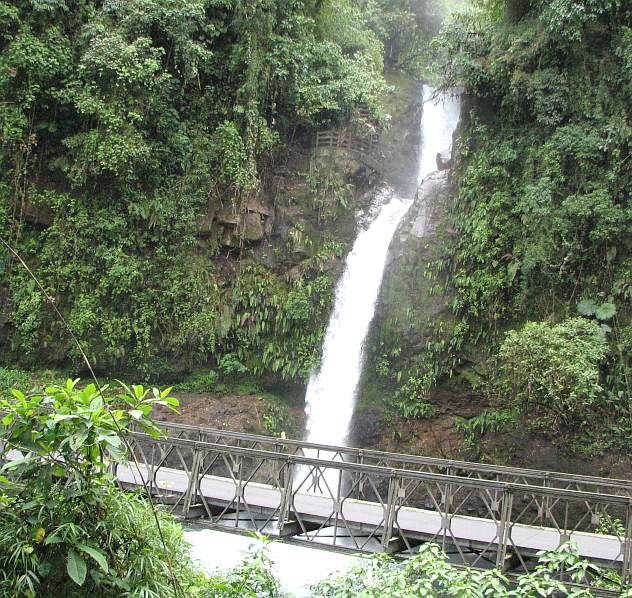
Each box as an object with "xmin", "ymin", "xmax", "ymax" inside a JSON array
[
  {"xmin": 363, "ymin": 0, "xmax": 632, "ymax": 457},
  {"xmin": 0, "ymin": 0, "xmax": 443, "ymax": 381},
  {"xmin": 3, "ymin": 0, "xmax": 632, "ymax": 595},
  {"xmin": 441, "ymin": 0, "xmax": 632, "ymax": 451},
  {"xmin": 1, "ymin": 0, "xmax": 631, "ymax": 459}
]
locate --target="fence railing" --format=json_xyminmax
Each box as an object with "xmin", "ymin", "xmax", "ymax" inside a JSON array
[
  {"xmin": 315, "ymin": 130, "xmax": 383, "ymax": 172},
  {"xmin": 115, "ymin": 423, "xmax": 632, "ymax": 595},
  {"xmin": 146, "ymin": 420, "xmax": 632, "ymax": 498}
]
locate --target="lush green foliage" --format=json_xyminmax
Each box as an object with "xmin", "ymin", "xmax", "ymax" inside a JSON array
[
  {"xmin": 173, "ymin": 369, "xmax": 220, "ymax": 394},
  {"xmin": 455, "ymin": 406, "xmax": 518, "ymax": 458},
  {"xmin": 388, "ymin": 375, "xmax": 440, "ymax": 419},
  {"xmin": 0, "ymin": 479, "xmax": 208, "ymax": 597},
  {"xmin": 492, "ymin": 318, "xmax": 609, "ymax": 434},
  {"xmin": 0, "ymin": 379, "xmax": 200, "ymax": 596},
  {"xmin": 312, "ymin": 541, "xmax": 627, "ymax": 597},
  {"xmin": 426, "ymin": 0, "xmax": 632, "ymax": 448},
  {"xmin": 0, "ymin": 378, "xmax": 289, "ymax": 597},
  {"xmin": 366, "ymin": 0, "xmax": 445, "ymax": 75},
  {"xmin": 205, "ymin": 537, "xmax": 282, "ymax": 597},
  {"xmin": 1, "ymin": 0, "xmax": 444, "ymax": 381},
  {"xmin": 0, "ymin": 366, "xmax": 50, "ymax": 395}
]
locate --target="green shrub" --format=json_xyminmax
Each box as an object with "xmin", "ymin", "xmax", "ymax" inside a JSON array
[
  {"xmin": 0, "ymin": 367, "xmax": 33, "ymax": 394},
  {"xmin": 0, "ymin": 480, "xmax": 206, "ymax": 597},
  {"xmin": 312, "ymin": 541, "xmax": 622, "ymax": 597},
  {"xmin": 0, "ymin": 379, "xmax": 198, "ymax": 596},
  {"xmin": 455, "ymin": 407, "xmax": 518, "ymax": 458},
  {"xmin": 206, "ymin": 537, "xmax": 281, "ymax": 597},
  {"xmin": 455, "ymin": 407, "xmax": 518, "ymax": 438},
  {"xmin": 539, "ymin": 0, "xmax": 618, "ymax": 42},
  {"xmin": 174, "ymin": 370, "xmax": 219, "ymax": 394},
  {"xmin": 493, "ymin": 318, "xmax": 609, "ymax": 434},
  {"xmin": 390, "ymin": 375, "xmax": 439, "ymax": 419},
  {"xmin": 397, "ymin": 398, "xmax": 440, "ymax": 420},
  {"xmin": 218, "ymin": 354, "xmax": 249, "ymax": 377}
]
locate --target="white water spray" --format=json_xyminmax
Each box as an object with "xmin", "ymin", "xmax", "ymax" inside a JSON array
[{"xmin": 304, "ymin": 86, "xmax": 461, "ymax": 449}]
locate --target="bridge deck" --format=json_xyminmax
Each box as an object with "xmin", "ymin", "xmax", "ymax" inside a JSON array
[
  {"xmin": 115, "ymin": 424, "xmax": 632, "ymax": 594},
  {"xmin": 118, "ymin": 462, "xmax": 623, "ymax": 562}
]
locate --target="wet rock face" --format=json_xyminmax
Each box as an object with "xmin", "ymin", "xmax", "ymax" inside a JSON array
[
  {"xmin": 377, "ymin": 170, "xmax": 454, "ymax": 343},
  {"xmin": 406, "ymin": 171, "xmax": 451, "ymax": 241},
  {"xmin": 436, "ymin": 150, "xmax": 452, "ymax": 171},
  {"xmin": 381, "ymin": 90, "xmax": 424, "ymax": 196},
  {"xmin": 240, "ymin": 212, "xmax": 265, "ymax": 241},
  {"xmin": 364, "ymin": 169, "xmax": 455, "ymax": 368},
  {"xmin": 352, "ymin": 169, "xmax": 457, "ymax": 449},
  {"xmin": 349, "ymin": 404, "xmax": 384, "ymax": 447},
  {"xmin": 216, "ymin": 208, "xmax": 241, "ymax": 226}
]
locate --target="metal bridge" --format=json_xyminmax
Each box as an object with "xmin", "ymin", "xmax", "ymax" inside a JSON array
[
  {"xmin": 315, "ymin": 130, "xmax": 384, "ymax": 174},
  {"xmin": 116, "ymin": 420, "xmax": 632, "ymax": 595}
]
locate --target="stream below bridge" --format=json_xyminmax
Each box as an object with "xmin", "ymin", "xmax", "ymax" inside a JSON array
[{"xmin": 185, "ymin": 526, "xmax": 361, "ymax": 597}]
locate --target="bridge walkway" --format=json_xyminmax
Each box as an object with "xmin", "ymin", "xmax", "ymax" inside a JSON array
[{"xmin": 115, "ymin": 421, "xmax": 632, "ymax": 596}]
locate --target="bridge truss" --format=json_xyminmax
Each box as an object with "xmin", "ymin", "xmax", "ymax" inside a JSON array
[{"xmin": 115, "ymin": 421, "xmax": 632, "ymax": 595}]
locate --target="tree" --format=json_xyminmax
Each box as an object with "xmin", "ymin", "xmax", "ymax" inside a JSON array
[{"xmin": 493, "ymin": 318, "xmax": 609, "ymax": 434}]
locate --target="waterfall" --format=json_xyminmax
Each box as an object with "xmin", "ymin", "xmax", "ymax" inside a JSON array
[{"xmin": 303, "ymin": 86, "xmax": 461, "ymax": 449}]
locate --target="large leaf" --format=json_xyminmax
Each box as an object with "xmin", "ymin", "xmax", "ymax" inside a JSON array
[
  {"xmin": 77, "ymin": 543, "xmax": 109, "ymax": 573},
  {"xmin": 67, "ymin": 548, "xmax": 87, "ymax": 586},
  {"xmin": 10, "ymin": 389, "xmax": 27, "ymax": 407},
  {"xmin": 49, "ymin": 414, "xmax": 77, "ymax": 425},
  {"xmin": 1, "ymin": 457, "xmax": 35, "ymax": 471},
  {"xmin": 594, "ymin": 302, "xmax": 616, "ymax": 321},
  {"xmin": 44, "ymin": 533, "xmax": 64, "ymax": 545},
  {"xmin": 67, "ymin": 430, "xmax": 89, "ymax": 451},
  {"xmin": 577, "ymin": 299, "xmax": 597, "ymax": 316},
  {"xmin": 89, "ymin": 395, "xmax": 104, "ymax": 411},
  {"xmin": 507, "ymin": 260, "xmax": 521, "ymax": 283}
]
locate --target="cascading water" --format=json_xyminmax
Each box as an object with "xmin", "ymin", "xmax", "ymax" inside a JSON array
[
  {"xmin": 416, "ymin": 87, "xmax": 462, "ymax": 189},
  {"xmin": 303, "ymin": 86, "xmax": 461, "ymax": 452}
]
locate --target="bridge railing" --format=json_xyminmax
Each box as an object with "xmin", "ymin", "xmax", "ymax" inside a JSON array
[
  {"xmin": 314, "ymin": 130, "xmax": 383, "ymax": 172},
  {"xmin": 148, "ymin": 420, "xmax": 632, "ymax": 499},
  {"xmin": 315, "ymin": 130, "xmax": 378, "ymax": 154},
  {"xmin": 118, "ymin": 428, "xmax": 632, "ymax": 594}
]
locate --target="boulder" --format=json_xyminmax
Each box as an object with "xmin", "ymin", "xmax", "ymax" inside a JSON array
[
  {"xmin": 221, "ymin": 226, "xmax": 238, "ymax": 248},
  {"xmin": 246, "ymin": 197, "xmax": 271, "ymax": 216},
  {"xmin": 216, "ymin": 208, "xmax": 240, "ymax": 225},
  {"xmin": 240, "ymin": 212, "xmax": 265, "ymax": 241},
  {"xmin": 436, "ymin": 149, "xmax": 452, "ymax": 171},
  {"xmin": 251, "ymin": 240, "xmax": 277, "ymax": 269}
]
